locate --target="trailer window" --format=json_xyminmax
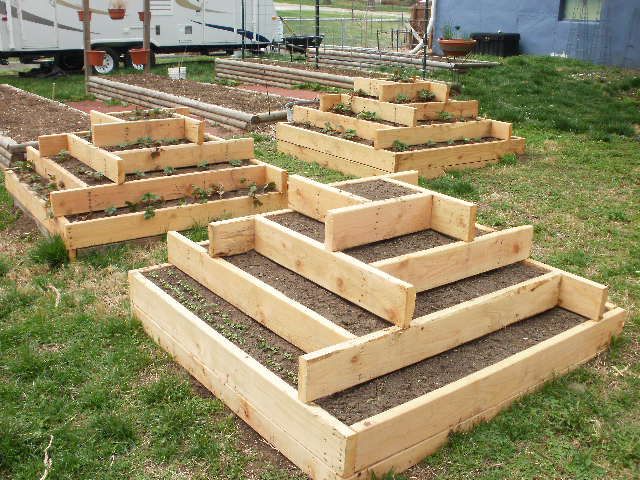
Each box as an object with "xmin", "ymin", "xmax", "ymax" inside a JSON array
[
  {"xmin": 151, "ymin": 0, "xmax": 174, "ymax": 15},
  {"xmin": 560, "ymin": 0, "xmax": 602, "ymax": 21}
]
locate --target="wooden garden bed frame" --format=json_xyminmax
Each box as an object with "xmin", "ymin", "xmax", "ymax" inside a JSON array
[
  {"xmin": 353, "ymin": 77, "xmax": 451, "ymax": 103},
  {"xmin": 277, "ymin": 120, "xmax": 525, "ymax": 178},
  {"xmin": 129, "ymin": 172, "xmax": 626, "ymax": 480},
  {"xmin": 6, "ymin": 132, "xmax": 287, "ymax": 259}
]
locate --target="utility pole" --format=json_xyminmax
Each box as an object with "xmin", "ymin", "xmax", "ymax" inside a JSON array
[
  {"xmin": 315, "ymin": 0, "xmax": 320, "ymax": 68},
  {"xmin": 83, "ymin": 0, "xmax": 90, "ymax": 93},
  {"xmin": 143, "ymin": 0, "xmax": 151, "ymax": 72}
]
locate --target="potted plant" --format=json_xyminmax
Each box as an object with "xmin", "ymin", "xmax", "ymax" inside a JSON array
[
  {"xmin": 129, "ymin": 48, "xmax": 149, "ymax": 65},
  {"xmin": 77, "ymin": 10, "xmax": 92, "ymax": 21},
  {"xmin": 87, "ymin": 50, "xmax": 106, "ymax": 66},
  {"xmin": 108, "ymin": 1, "xmax": 126, "ymax": 20},
  {"xmin": 438, "ymin": 24, "xmax": 477, "ymax": 57}
]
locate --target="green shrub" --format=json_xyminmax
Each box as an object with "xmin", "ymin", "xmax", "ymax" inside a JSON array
[{"xmin": 29, "ymin": 235, "xmax": 69, "ymax": 268}]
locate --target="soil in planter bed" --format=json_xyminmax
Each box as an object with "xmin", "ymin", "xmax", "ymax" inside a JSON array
[
  {"xmin": 12, "ymin": 165, "xmax": 58, "ymax": 201},
  {"xmin": 337, "ymin": 179, "xmax": 416, "ymax": 200},
  {"xmin": 144, "ymin": 266, "xmax": 302, "ymax": 385},
  {"xmin": 146, "ymin": 263, "xmax": 585, "ymax": 425},
  {"xmin": 50, "ymin": 153, "xmax": 113, "ymax": 186},
  {"xmin": 317, "ymin": 307, "xmax": 585, "ymax": 425},
  {"xmin": 65, "ymin": 187, "xmax": 261, "ymax": 222},
  {"xmin": 226, "ymin": 250, "xmax": 389, "ymax": 336},
  {"xmin": 110, "ymin": 74, "xmax": 291, "ymax": 114},
  {"xmin": 125, "ymin": 160, "xmax": 252, "ymax": 180},
  {"xmin": 113, "ymin": 109, "xmax": 177, "ymax": 121},
  {"xmin": 104, "ymin": 138, "xmax": 192, "ymax": 152},
  {"xmin": 320, "ymin": 105, "xmax": 470, "ymax": 127}
]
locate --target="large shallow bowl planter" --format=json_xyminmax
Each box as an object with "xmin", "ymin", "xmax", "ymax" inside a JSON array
[
  {"xmin": 438, "ymin": 38, "xmax": 477, "ymax": 57},
  {"xmin": 77, "ymin": 10, "xmax": 91, "ymax": 21},
  {"xmin": 108, "ymin": 8, "xmax": 126, "ymax": 20},
  {"xmin": 129, "ymin": 48, "xmax": 149, "ymax": 65},
  {"xmin": 87, "ymin": 50, "xmax": 106, "ymax": 66}
]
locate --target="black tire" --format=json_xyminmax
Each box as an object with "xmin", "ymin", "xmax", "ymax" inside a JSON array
[
  {"xmin": 125, "ymin": 50, "xmax": 156, "ymax": 70},
  {"xmin": 92, "ymin": 47, "xmax": 120, "ymax": 75},
  {"xmin": 54, "ymin": 51, "xmax": 84, "ymax": 71}
]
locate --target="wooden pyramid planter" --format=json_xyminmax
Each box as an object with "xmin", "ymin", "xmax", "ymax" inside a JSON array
[
  {"xmin": 5, "ymin": 108, "xmax": 288, "ymax": 259},
  {"xmin": 129, "ymin": 171, "xmax": 626, "ymax": 479}
]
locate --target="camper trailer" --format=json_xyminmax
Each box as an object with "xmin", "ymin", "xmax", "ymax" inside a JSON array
[{"xmin": 0, "ymin": 0, "xmax": 285, "ymax": 73}]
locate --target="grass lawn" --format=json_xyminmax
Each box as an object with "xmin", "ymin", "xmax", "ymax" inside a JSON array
[{"xmin": 1, "ymin": 55, "xmax": 639, "ymax": 479}]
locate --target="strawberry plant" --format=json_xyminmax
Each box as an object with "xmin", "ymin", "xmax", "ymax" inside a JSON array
[
  {"xmin": 332, "ymin": 102, "xmax": 351, "ymax": 115},
  {"xmin": 357, "ymin": 110, "xmax": 377, "ymax": 121},
  {"xmin": 394, "ymin": 94, "xmax": 411, "ymax": 104},
  {"xmin": 438, "ymin": 110, "xmax": 454, "ymax": 122},
  {"xmin": 418, "ymin": 89, "xmax": 436, "ymax": 101},
  {"xmin": 104, "ymin": 206, "xmax": 118, "ymax": 217},
  {"xmin": 163, "ymin": 166, "xmax": 175, "ymax": 176},
  {"xmin": 392, "ymin": 140, "xmax": 409, "ymax": 152},
  {"xmin": 342, "ymin": 129, "xmax": 357, "ymax": 140},
  {"xmin": 229, "ymin": 159, "xmax": 243, "ymax": 167}
]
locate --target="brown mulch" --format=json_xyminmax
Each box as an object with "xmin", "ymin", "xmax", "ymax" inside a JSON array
[
  {"xmin": 0, "ymin": 85, "xmax": 89, "ymax": 143},
  {"xmin": 110, "ymin": 74, "xmax": 292, "ymax": 114}
]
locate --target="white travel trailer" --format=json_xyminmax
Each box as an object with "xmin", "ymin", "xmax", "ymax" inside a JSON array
[{"xmin": 0, "ymin": 0, "xmax": 286, "ymax": 73}]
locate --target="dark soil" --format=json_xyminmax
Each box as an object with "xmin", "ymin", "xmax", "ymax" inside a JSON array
[
  {"xmin": 323, "ymin": 104, "xmax": 466, "ymax": 127},
  {"xmin": 226, "ymin": 250, "xmax": 389, "ymax": 336},
  {"xmin": 105, "ymin": 138, "xmax": 191, "ymax": 152},
  {"xmin": 317, "ymin": 307, "xmax": 585, "ymax": 424},
  {"xmin": 0, "ymin": 85, "xmax": 89, "ymax": 143},
  {"xmin": 111, "ymin": 74, "xmax": 291, "ymax": 114},
  {"xmin": 50, "ymin": 153, "xmax": 112, "ymax": 186},
  {"xmin": 148, "ymin": 263, "xmax": 584, "ymax": 426},
  {"xmin": 125, "ymin": 160, "xmax": 252, "ymax": 180},
  {"xmin": 12, "ymin": 164, "xmax": 57, "ymax": 201},
  {"xmin": 292, "ymin": 122, "xmax": 373, "ymax": 146},
  {"xmin": 144, "ymin": 266, "xmax": 301, "ymax": 385},
  {"xmin": 112, "ymin": 109, "xmax": 177, "ymax": 121},
  {"xmin": 337, "ymin": 179, "xmax": 416, "ymax": 200},
  {"xmin": 268, "ymin": 211, "xmax": 325, "ymax": 242}
]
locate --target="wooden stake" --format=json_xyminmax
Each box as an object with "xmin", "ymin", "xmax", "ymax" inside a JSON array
[
  {"xmin": 143, "ymin": 0, "xmax": 151, "ymax": 73},
  {"xmin": 83, "ymin": 0, "xmax": 90, "ymax": 94}
]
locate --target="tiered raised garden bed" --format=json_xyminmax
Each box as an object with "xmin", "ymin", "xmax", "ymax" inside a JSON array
[
  {"xmin": 277, "ymin": 78, "xmax": 525, "ymax": 178},
  {"xmin": 129, "ymin": 171, "xmax": 626, "ymax": 480},
  {"xmin": 5, "ymin": 107, "xmax": 288, "ymax": 259}
]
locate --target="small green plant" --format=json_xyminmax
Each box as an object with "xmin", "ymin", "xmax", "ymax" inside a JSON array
[
  {"xmin": 133, "ymin": 170, "xmax": 146, "ymax": 179},
  {"xmin": 143, "ymin": 206, "xmax": 156, "ymax": 220},
  {"xmin": 442, "ymin": 24, "xmax": 468, "ymax": 40},
  {"xmin": 125, "ymin": 200, "xmax": 139, "ymax": 212},
  {"xmin": 392, "ymin": 140, "xmax": 409, "ymax": 152},
  {"xmin": 438, "ymin": 111, "xmax": 454, "ymax": 122},
  {"xmin": 357, "ymin": 110, "xmax": 377, "ymax": 121},
  {"xmin": 463, "ymin": 137, "xmax": 472, "ymax": 143},
  {"xmin": 352, "ymin": 88, "xmax": 368, "ymax": 97},
  {"xmin": 394, "ymin": 94, "xmax": 411, "ymax": 104},
  {"xmin": 500, "ymin": 153, "xmax": 518, "ymax": 166},
  {"xmin": 342, "ymin": 129, "xmax": 357, "ymax": 140},
  {"xmin": 229, "ymin": 159, "xmax": 243, "ymax": 167},
  {"xmin": 192, "ymin": 186, "xmax": 212, "ymax": 203},
  {"xmin": 163, "ymin": 166, "xmax": 175, "ymax": 176},
  {"xmin": 332, "ymin": 102, "xmax": 351, "ymax": 114},
  {"xmin": 426, "ymin": 140, "xmax": 436, "ymax": 148},
  {"xmin": 29, "ymin": 235, "xmax": 69, "ymax": 269},
  {"xmin": 57, "ymin": 149, "xmax": 71, "ymax": 161},
  {"xmin": 321, "ymin": 122, "xmax": 336, "ymax": 135},
  {"xmin": 104, "ymin": 206, "xmax": 118, "ymax": 217},
  {"xmin": 447, "ymin": 139, "xmax": 455, "ymax": 145},
  {"xmin": 390, "ymin": 68, "xmax": 414, "ymax": 83},
  {"xmin": 197, "ymin": 161, "xmax": 209, "ymax": 170},
  {"xmin": 418, "ymin": 89, "xmax": 436, "ymax": 101},
  {"xmin": 140, "ymin": 192, "xmax": 162, "ymax": 219}
]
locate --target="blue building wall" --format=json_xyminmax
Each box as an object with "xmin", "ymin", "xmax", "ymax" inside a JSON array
[{"xmin": 433, "ymin": 0, "xmax": 639, "ymax": 68}]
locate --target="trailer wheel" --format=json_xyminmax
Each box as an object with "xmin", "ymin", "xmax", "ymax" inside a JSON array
[
  {"xmin": 54, "ymin": 52, "xmax": 84, "ymax": 71},
  {"xmin": 92, "ymin": 48, "xmax": 120, "ymax": 75},
  {"xmin": 125, "ymin": 50, "xmax": 156, "ymax": 70}
]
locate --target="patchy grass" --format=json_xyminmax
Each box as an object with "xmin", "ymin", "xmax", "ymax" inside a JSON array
[{"xmin": 1, "ymin": 55, "xmax": 639, "ymax": 479}]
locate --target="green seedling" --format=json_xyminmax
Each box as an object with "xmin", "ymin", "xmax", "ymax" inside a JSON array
[
  {"xmin": 392, "ymin": 140, "xmax": 409, "ymax": 152},
  {"xmin": 229, "ymin": 159, "xmax": 243, "ymax": 167},
  {"xmin": 163, "ymin": 166, "xmax": 175, "ymax": 176},
  {"xmin": 342, "ymin": 129, "xmax": 357, "ymax": 140},
  {"xmin": 394, "ymin": 94, "xmax": 411, "ymax": 104},
  {"xmin": 418, "ymin": 89, "xmax": 436, "ymax": 101},
  {"xmin": 104, "ymin": 206, "xmax": 118, "ymax": 217},
  {"xmin": 357, "ymin": 110, "xmax": 377, "ymax": 121}
]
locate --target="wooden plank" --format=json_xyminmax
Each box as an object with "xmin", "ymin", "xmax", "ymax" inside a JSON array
[
  {"xmin": 167, "ymin": 232, "xmax": 356, "ymax": 351},
  {"xmin": 349, "ymin": 307, "xmax": 627, "ymax": 471},
  {"xmin": 129, "ymin": 268, "xmax": 356, "ymax": 474},
  {"xmin": 288, "ymin": 174, "xmax": 368, "ymax": 222},
  {"xmin": 371, "ymin": 226, "xmax": 533, "ymax": 291},
  {"xmin": 491, "ymin": 120, "xmax": 513, "ymax": 139},
  {"xmin": 116, "ymin": 138, "xmax": 254, "ymax": 173},
  {"xmin": 27, "ymin": 146, "xmax": 88, "ymax": 190},
  {"xmin": 373, "ymin": 120, "xmax": 493, "ymax": 149},
  {"xmin": 180, "ymin": 115, "xmax": 205, "ymax": 144},
  {"xmin": 208, "ymin": 215, "xmax": 255, "ymax": 256},
  {"xmin": 377, "ymin": 80, "xmax": 450, "ymax": 103},
  {"xmin": 559, "ymin": 271, "xmax": 608, "ymax": 320},
  {"xmin": 319, "ymin": 93, "xmax": 343, "ymax": 111},
  {"xmin": 49, "ymin": 164, "xmax": 266, "ymax": 216},
  {"xmin": 293, "ymin": 106, "xmax": 393, "ymax": 141},
  {"xmin": 324, "ymin": 193, "xmax": 432, "ymax": 251},
  {"xmin": 382, "ymin": 177, "xmax": 477, "ymax": 241},
  {"xmin": 298, "ymin": 272, "xmax": 562, "ymax": 402},
  {"xmin": 278, "ymin": 140, "xmax": 391, "ymax": 178},
  {"xmin": 89, "ymin": 110, "xmax": 122, "ymax": 125},
  {"xmin": 348, "ymin": 95, "xmax": 417, "ymax": 127},
  {"xmin": 264, "ymin": 163, "xmax": 288, "ymax": 195},
  {"xmin": 409, "ymin": 100, "xmax": 479, "ymax": 121},
  {"xmin": 277, "ymin": 124, "xmax": 397, "ymax": 172},
  {"xmin": 328, "ymin": 170, "xmax": 419, "ymax": 188},
  {"xmin": 37, "ymin": 134, "xmax": 69, "ymax": 157},
  {"xmin": 92, "ymin": 117, "xmax": 186, "ymax": 147},
  {"xmin": 63, "ymin": 192, "xmax": 286, "ymax": 249},
  {"xmin": 254, "ymin": 216, "xmax": 416, "ymax": 327},
  {"xmin": 4, "ymin": 170, "xmax": 58, "ymax": 235}
]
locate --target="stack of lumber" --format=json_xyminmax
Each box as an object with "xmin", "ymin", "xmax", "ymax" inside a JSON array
[
  {"xmin": 277, "ymin": 77, "xmax": 525, "ymax": 178},
  {"xmin": 130, "ymin": 171, "xmax": 626, "ymax": 480},
  {"xmin": 4, "ymin": 107, "xmax": 288, "ymax": 259}
]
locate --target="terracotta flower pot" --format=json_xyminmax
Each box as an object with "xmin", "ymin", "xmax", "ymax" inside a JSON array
[
  {"xmin": 108, "ymin": 8, "xmax": 126, "ymax": 20},
  {"xmin": 77, "ymin": 10, "xmax": 92, "ymax": 21},
  {"xmin": 129, "ymin": 48, "xmax": 149, "ymax": 65},
  {"xmin": 87, "ymin": 50, "xmax": 106, "ymax": 66},
  {"xmin": 438, "ymin": 38, "xmax": 477, "ymax": 57},
  {"xmin": 138, "ymin": 11, "xmax": 150, "ymax": 21}
]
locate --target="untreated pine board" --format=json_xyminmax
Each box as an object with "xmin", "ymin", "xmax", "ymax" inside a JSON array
[
  {"xmin": 90, "ymin": 110, "xmax": 124, "ymax": 125},
  {"xmin": 288, "ymin": 174, "xmax": 369, "ymax": 222},
  {"xmin": 382, "ymin": 177, "xmax": 477, "ymax": 242},
  {"xmin": 175, "ymin": 114, "xmax": 205, "ymax": 144},
  {"xmin": 558, "ymin": 270, "xmax": 608, "ymax": 320},
  {"xmin": 329, "ymin": 170, "xmax": 420, "ymax": 187},
  {"xmin": 408, "ymin": 100, "xmax": 479, "ymax": 120},
  {"xmin": 129, "ymin": 268, "xmax": 357, "ymax": 474},
  {"xmin": 167, "ymin": 232, "xmax": 356, "ymax": 351},
  {"xmin": 4, "ymin": 170, "xmax": 57, "ymax": 234},
  {"xmin": 49, "ymin": 164, "xmax": 266, "ymax": 216},
  {"xmin": 91, "ymin": 117, "xmax": 186, "ymax": 147},
  {"xmin": 116, "ymin": 138, "xmax": 254, "ymax": 173},
  {"xmin": 297, "ymin": 272, "xmax": 562, "ymax": 402},
  {"xmin": 349, "ymin": 307, "xmax": 627, "ymax": 471},
  {"xmin": 324, "ymin": 193, "xmax": 432, "ymax": 251},
  {"xmin": 208, "ymin": 215, "xmax": 256, "ymax": 256},
  {"xmin": 372, "ymin": 226, "xmax": 533, "ymax": 291},
  {"xmin": 293, "ymin": 106, "xmax": 394, "ymax": 141},
  {"xmin": 353, "ymin": 77, "xmax": 450, "ymax": 103},
  {"xmin": 38, "ymin": 133, "xmax": 70, "ymax": 157},
  {"xmin": 63, "ymin": 192, "xmax": 286, "ymax": 249},
  {"xmin": 26, "ymin": 146, "xmax": 88, "ymax": 190},
  {"xmin": 348, "ymin": 95, "xmax": 417, "ymax": 127},
  {"xmin": 254, "ymin": 216, "xmax": 416, "ymax": 327},
  {"xmin": 373, "ymin": 120, "xmax": 495, "ymax": 149}
]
